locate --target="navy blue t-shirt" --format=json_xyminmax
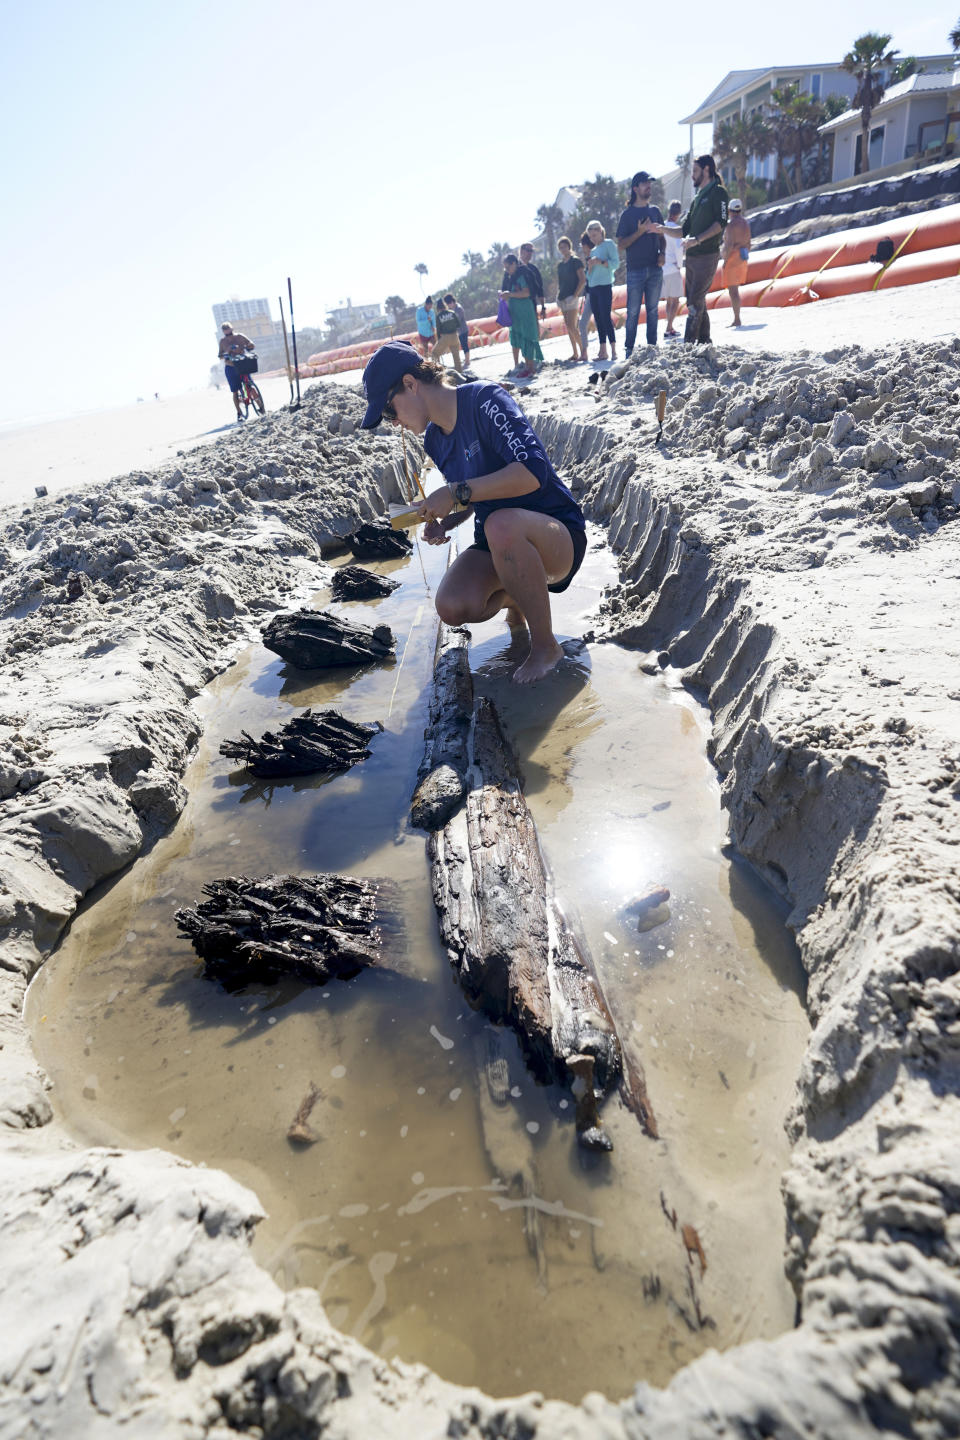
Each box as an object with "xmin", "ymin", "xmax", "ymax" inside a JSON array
[
  {"xmin": 616, "ymin": 204, "xmax": 665, "ymax": 270},
  {"xmin": 423, "ymin": 382, "xmax": 585, "ymax": 545}
]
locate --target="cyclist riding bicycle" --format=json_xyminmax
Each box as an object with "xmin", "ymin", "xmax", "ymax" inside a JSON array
[{"xmin": 218, "ymin": 323, "xmax": 256, "ymax": 423}]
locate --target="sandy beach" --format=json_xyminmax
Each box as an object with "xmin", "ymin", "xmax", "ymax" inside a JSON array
[
  {"xmin": 0, "ymin": 376, "xmax": 296, "ymax": 511},
  {"xmin": 1, "ymin": 274, "xmax": 959, "ymax": 1439}
]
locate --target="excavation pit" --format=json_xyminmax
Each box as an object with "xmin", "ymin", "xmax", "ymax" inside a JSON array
[{"xmin": 26, "ymin": 532, "xmax": 808, "ymax": 1402}]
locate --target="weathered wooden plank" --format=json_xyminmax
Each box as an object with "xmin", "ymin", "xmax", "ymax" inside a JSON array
[
  {"xmin": 417, "ymin": 633, "xmax": 658, "ymax": 1148},
  {"xmin": 410, "ymin": 627, "xmax": 472, "ymax": 831}
]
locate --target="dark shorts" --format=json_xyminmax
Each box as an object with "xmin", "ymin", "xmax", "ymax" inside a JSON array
[
  {"xmin": 458, "ymin": 329, "xmax": 469, "ymax": 350},
  {"xmin": 470, "ymin": 518, "xmax": 588, "ymax": 594},
  {"xmin": 224, "ymin": 363, "xmax": 241, "ymax": 393}
]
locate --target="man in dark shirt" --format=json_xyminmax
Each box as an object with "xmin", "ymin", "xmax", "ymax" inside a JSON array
[
  {"xmin": 519, "ymin": 243, "xmax": 547, "ymax": 322},
  {"xmin": 680, "ymin": 154, "xmax": 729, "ymax": 344},
  {"xmin": 615, "ymin": 170, "xmax": 666, "ymax": 356}
]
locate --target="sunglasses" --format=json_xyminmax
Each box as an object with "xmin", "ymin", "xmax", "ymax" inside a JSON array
[{"xmin": 382, "ymin": 380, "xmax": 403, "ymax": 422}]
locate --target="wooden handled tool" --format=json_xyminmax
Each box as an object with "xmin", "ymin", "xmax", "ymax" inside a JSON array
[
  {"xmin": 390, "ymin": 500, "xmax": 466, "ymax": 531},
  {"xmin": 390, "ymin": 506, "xmax": 424, "ymax": 531},
  {"xmin": 655, "ymin": 390, "xmax": 667, "ymax": 443}
]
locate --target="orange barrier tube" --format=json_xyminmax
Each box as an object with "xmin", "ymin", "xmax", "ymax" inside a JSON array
[{"xmin": 714, "ymin": 201, "xmax": 960, "ymax": 289}]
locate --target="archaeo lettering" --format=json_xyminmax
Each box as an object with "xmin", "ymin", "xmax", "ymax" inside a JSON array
[{"xmin": 479, "ymin": 396, "xmax": 529, "ymax": 464}]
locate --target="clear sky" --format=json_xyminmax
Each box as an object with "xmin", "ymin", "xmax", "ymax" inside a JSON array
[{"xmin": 1, "ymin": 1, "xmax": 954, "ymax": 424}]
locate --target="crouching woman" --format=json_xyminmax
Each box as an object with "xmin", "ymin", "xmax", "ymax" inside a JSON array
[{"xmin": 360, "ymin": 340, "xmax": 586, "ymax": 684}]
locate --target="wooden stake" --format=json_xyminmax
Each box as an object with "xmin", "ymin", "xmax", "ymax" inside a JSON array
[{"xmin": 278, "ymin": 296, "xmax": 294, "ymax": 405}]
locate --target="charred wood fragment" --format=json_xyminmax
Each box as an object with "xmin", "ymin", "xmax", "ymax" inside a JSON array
[
  {"xmin": 175, "ymin": 873, "xmax": 400, "ymax": 988},
  {"xmin": 262, "ymin": 609, "xmax": 395, "ymax": 669},
  {"xmin": 331, "ymin": 565, "xmax": 399, "ymax": 602},
  {"xmin": 219, "ymin": 709, "xmax": 382, "ymax": 778},
  {"xmin": 347, "ymin": 521, "xmax": 412, "ymax": 560}
]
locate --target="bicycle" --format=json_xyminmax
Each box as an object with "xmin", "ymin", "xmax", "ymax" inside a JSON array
[{"xmin": 231, "ymin": 354, "xmax": 266, "ymax": 419}]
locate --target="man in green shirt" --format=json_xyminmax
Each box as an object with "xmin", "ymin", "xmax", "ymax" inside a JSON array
[{"xmin": 680, "ymin": 154, "xmax": 729, "ymax": 344}]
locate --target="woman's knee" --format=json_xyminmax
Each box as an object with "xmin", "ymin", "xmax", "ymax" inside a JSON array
[
  {"xmin": 483, "ymin": 508, "xmax": 523, "ymax": 554},
  {"xmin": 436, "ymin": 591, "xmax": 469, "ymax": 625}
]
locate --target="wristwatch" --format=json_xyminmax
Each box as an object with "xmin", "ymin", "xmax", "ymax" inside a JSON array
[{"xmin": 455, "ymin": 481, "xmax": 472, "ymax": 506}]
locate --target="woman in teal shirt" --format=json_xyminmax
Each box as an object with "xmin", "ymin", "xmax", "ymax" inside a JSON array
[
  {"xmin": 585, "ymin": 220, "xmax": 620, "ymax": 361},
  {"xmin": 499, "ymin": 253, "xmax": 544, "ymax": 380}
]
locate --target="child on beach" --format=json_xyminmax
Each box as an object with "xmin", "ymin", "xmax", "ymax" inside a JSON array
[{"xmin": 359, "ymin": 340, "xmax": 586, "ymax": 684}]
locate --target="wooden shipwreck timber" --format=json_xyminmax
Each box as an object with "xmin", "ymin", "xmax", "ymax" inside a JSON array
[
  {"xmin": 175, "ymin": 873, "xmax": 400, "ymax": 988},
  {"xmin": 219, "ymin": 709, "xmax": 382, "ymax": 779},
  {"xmin": 346, "ymin": 520, "xmax": 412, "ymax": 561},
  {"xmin": 413, "ymin": 628, "xmax": 658, "ymax": 1151},
  {"xmin": 330, "ymin": 564, "xmax": 399, "ymax": 602},
  {"xmin": 262, "ymin": 609, "xmax": 395, "ymax": 669}
]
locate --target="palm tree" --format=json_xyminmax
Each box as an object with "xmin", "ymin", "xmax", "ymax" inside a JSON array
[
  {"xmin": 673, "ymin": 151, "xmax": 692, "ymax": 206},
  {"xmin": 487, "ymin": 241, "xmax": 513, "ymax": 266},
  {"xmin": 414, "ymin": 262, "xmax": 429, "ymax": 293},
  {"xmin": 769, "ymin": 83, "xmax": 801, "ymax": 194},
  {"xmin": 785, "ymin": 92, "xmax": 827, "ymax": 191},
  {"xmin": 535, "ymin": 202, "xmax": 564, "ymax": 257},
  {"xmin": 842, "ymin": 32, "xmax": 900, "ymax": 175},
  {"xmin": 384, "ymin": 295, "xmax": 407, "ymax": 325},
  {"xmin": 713, "ymin": 113, "xmax": 772, "ymax": 203},
  {"xmin": 460, "ymin": 251, "xmax": 483, "ymax": 270},
  {"xmin": 951, "ymin": 17, "xmax": 960, "ymax": 49}
]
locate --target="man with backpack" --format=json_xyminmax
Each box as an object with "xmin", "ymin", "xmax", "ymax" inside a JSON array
[{"xmin": 432, "ymin": 298, "xmax": 464, "ymax": 370}]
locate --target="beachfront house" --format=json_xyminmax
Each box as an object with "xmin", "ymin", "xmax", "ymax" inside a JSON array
[
  {"xmin": 818, "ymin": 65, "xmax": 960, "ymax": 182},
  {"xmin": 529, "ymin": 185, "xmax": 583, "ymax": 259},
  {"xmin": 325, "ymin": 300, "xmax": 383, "ymax": 345},
  {"xmin": 680, "ymin": 56, "xmax": 956, "ymax": 194}
]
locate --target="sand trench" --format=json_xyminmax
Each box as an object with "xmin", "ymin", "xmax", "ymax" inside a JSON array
[{"xmin": 1, "ymin": 351, "xmax": 959, "ymax": 1438}]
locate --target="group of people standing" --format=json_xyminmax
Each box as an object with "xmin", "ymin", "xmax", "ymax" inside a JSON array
[
  {"xmin": 411, "ymin": 154, "xmax": 750, "ymax": 383},
  {"xmin": 415, "ymin": 294, "xmax": 471, "ymax": 371},
  {"xmin": 502, "ymin": 155, "xmax": 751, "ymax": 369},
  {"xmin": 557, "ymin": 157, "xmax": 750, "ymax": 360}
]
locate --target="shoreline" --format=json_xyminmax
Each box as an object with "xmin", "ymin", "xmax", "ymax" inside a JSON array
[{"xmin": 1, "ymin": 284, "xmax": 959, "ymax": 1437}]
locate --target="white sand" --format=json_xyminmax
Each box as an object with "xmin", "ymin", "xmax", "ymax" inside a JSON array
[{"xmin": 0, "ymin": 375, "xmax": 296, "ymax": 511}]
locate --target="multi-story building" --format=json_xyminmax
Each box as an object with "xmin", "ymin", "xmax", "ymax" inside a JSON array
[
  {"xmin": 820, "ymin": 64, "xmax": 960, "ymax": 181},
  {"xmin": 212, "ymin": 298, "xmax": 280, "ymax": 347},
  {"xmin": 326, "ymin": 300, "xmax": 382, "ymax": 328},
  {"xmin": 679, "ymin": 55, "xmax": 955, "ymax": 190}
]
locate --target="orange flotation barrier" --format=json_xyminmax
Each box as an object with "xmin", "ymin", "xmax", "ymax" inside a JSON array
[{"xmin": 712, "ymin": 201, "xmax": 960, "ymax": 289}]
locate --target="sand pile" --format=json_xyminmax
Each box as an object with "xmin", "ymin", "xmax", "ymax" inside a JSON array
[{"xmin": 600, "ymin": 337, "xmax": 960, "ymax": 518}]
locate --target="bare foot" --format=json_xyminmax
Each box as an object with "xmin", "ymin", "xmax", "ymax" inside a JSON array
[
  {"xmin": 512, "ymin": 641, "xmax": 564, "ymax": 684},
  {"xmin": 503, "ymin": 604, "xmax": 528, "ymax": 631},
  {"xmin": 730, "ymin": 320, "xmax": 742, "ymax": 328}
]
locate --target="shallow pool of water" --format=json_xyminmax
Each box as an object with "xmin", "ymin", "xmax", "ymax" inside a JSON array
[{"xmin": 27, "ymin": 527, "xmax": 808, "ymax": 1402}]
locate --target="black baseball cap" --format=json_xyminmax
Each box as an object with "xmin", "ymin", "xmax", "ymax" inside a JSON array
[
  {"xmin": 631, "ymin": 170, "xmax": 652, "ymax": 184},
  {"xmin": 360, "ymin": 340, "xmax": 422, "ymax": 429}
]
